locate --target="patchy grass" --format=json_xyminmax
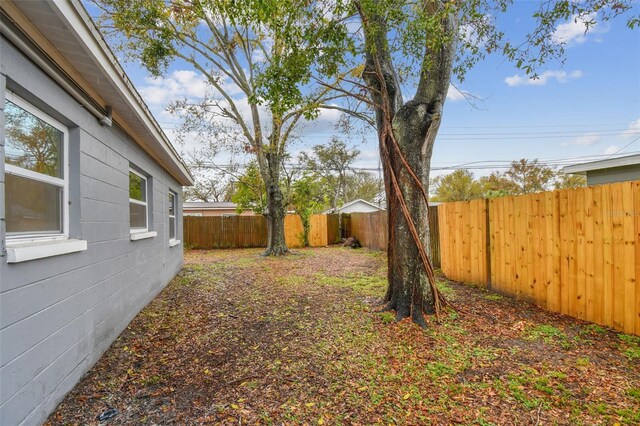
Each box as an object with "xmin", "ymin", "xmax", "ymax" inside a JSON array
[
  {"xmin": 524, "ymin": 324, "xmax": 573, "ymax": 349},
  {"xmin": 619, "ymin": 334, "xmax": 640, "ymax": 361},
  {"xmin": 47, "ymin": 248, "xmax": 640, "ymax": 425},
  {"xmin": 484, "ymin": 293, "xmax": 503, "ymax": 301}
]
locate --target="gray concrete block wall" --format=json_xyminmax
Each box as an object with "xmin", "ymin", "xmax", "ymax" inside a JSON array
[{"xmin": 0, "ymin": 37, "xmax": 185, "ymax": 425}]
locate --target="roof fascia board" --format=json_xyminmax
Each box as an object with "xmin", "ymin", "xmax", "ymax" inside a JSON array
[
  {"xmin": 49, "ymin": 0, "xmax": 193, "ymax": 185},
  {"xmin": 562, "ymin": 155, "xmax": 640, "ymax": 174},
  {"xmin": 0, "ymin": 7, "xmax": 169, "ymax": 177},
  {"xmin": 1, "ymin": 1, "xmax": 108, "ymax": 112}
]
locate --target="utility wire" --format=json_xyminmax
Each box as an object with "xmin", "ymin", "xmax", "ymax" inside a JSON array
[
  {"xmin": 604, "ymin": 135, "xmax": 640, "ymax": 159},
  {"xmin": 187, "ymin": 151, "xmax": 640, "ymax": 174}
]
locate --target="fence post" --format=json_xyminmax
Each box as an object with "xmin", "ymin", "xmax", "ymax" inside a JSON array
[{"xmin": 485, "ymin": 198, "xmax": 492, "ymax": 290}]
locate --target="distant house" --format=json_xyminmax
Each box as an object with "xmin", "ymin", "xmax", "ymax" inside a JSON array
[
  {"xmin": 184, "ymin": 201, "xmax": 255, "ymax": 216},
  {"xmin": 0, "ymin": 1, "xmax": 193, "ymax": 425},
  {"xmin": 323, "ymin": 199, "xmax": 385, "ymax": 214},
  {"xmin": 563, "ymin": 153, "xmax": 640, "ymax": 185}
]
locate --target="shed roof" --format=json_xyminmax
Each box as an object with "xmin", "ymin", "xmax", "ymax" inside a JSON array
[
  {"xmin": 562, "ymin": 153, "xmax": 640, "ymax": 174},
  {"xmin": 323, "ymin": 199, "xmax": 385, "ymax": 214},
  {"xmin": 184, "ymin": 202, "xmax": 238, "ymax": 210}
]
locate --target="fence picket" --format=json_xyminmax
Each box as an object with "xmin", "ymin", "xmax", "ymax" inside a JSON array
[{"xmin": 437, "ymin": 180, "xmax": 640, "ymax": 335}]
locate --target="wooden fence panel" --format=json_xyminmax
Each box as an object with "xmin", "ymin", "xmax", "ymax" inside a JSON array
[
  {"xmin": 308, "ymin": 214, "xmax": 328, "ymax": 247},
  {"xmin": 326, "ymin": 214, "xmax": 341, "ymax": 244},
  {"xmin": 284, "ymin": 214, "xmax": 305, "ymax": 248},
  {"xmin": 184, "ymin": 216, "xmax": 268, "ymax": 249},
  {"xmin": 428, "ymin": 206, "xmax": 441, "ymax": 268},
  {"xmin": 350, "ymin": 211, "xmax": 388, "ymax": 250},
  {"xmin": 439, "ymin": 181, "xmax": 640, "ymax": 336},
  {"xmin": 184, "ymin": 213, "xmax": 391, "ymax": 250},
  {"xmin": 438, "ymin": 199, "xmax": 488, "ymax": 287}
]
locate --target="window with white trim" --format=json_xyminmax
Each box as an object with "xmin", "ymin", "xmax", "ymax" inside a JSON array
[
  {"xmin": 168, "ymin": 191, "xmax": 177, "ymax": 240},
  {"xmin": 4, "ymin": 93, "xmax": 68, "ymax": 241},
  {"xmin": 129, "ymin": 169, "xmax": 148, "ymax": 232}
]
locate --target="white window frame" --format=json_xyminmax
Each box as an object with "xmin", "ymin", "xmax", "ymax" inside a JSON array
[
  {"xmin": 129, "ymin": 168, "xmax": 148, "ymax": 234},
  {"xmin": 168, "ymin": 190, "xmax": 180, "ymax": 246},
  {"xmin": 4, "ymin": 92, "xmax": 69, "ymax": 244},
  {"xmin": 169, "ymin": 190, "xmax": 178, "ymax": 236}
]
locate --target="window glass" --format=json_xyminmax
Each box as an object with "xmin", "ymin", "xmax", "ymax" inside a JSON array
[
  {"xmin": 4, "ymin": 95, "xmax": 66, "ymax": 238},
  {"xmin": 129, "ymin": 172, "xmax": 146, "ymax": 202},
  {"xmin": 6, "ymin": 173, "xmax": 62, "ymax": 233},
  {"xmin": 5, "ymin": 100, "xmax": 63, "ymax": 178},
  {"xmin": 168, "ymin": 192, "xmax": 176, "ymax": 239},
  {"xmin": 130, "ymin": 202, "xmax": 147, "ymax": 229},
  {"xmin": 169, "ymin": 217, "xmax": 176, "ymax": 240},
  {"xmin": 129, "ymin": 170, "xmax": 148, "ymax": 231}
]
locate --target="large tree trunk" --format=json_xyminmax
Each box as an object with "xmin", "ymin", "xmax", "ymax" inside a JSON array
[
  {"xmin": 382, "ymin": 102, "xmax": 440, "ymax": 326},
  {"xmin": 358, "ymin": 0, "xmax": 457, "ymax": 325},
  {"xmin": 264, "ymin": 182, "xmax": 288, "ymax": 256},
  {"xmin": 261, "ymin": 150, "xmax": 289, "ymax": 256}
]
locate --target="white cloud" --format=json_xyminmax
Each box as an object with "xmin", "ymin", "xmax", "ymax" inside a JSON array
[
  {"xmin": 563, "ymin": 132, "xmax": 601, "ymax": 146},
  {"xmin": 552, "ymin": 13, "xmax": 609, "ymax": 45},
  {"xmin": 504, "ymin": 70, "xmax": 582, "ymax": 87},
  {"xmin": 604, "ymin": 145, "xmax": 620, "ymax": 155},
  {"xmin": 621, "ymin": 118, "xmax": 640, "ymax": 139},
  {"xmin": 446, "ymin": 84, "xmax": 468, "ymax": 101},
  {"xmin": 139, "ymin": 70, "xmax": 210, "ymax": 105}
]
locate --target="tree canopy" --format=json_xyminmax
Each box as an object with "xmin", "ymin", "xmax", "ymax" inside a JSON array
[{"xmin": 431, "ymin": 159, "xmax": 587, "ymax": 202}]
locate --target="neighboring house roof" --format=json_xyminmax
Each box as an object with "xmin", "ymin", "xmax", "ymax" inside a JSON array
[
  {"xmin": 562, "ymin": 153, "xmax": 640, "ymax": 174},
  {"xmin": 184, "ymin": 202, "xmax": 239, "ymax": 210},
  {"xmin": 323, "ymin": 199, "xmax": 385, "ymax": 214},
  {"xmin": 1, "ymin": 0, "xmax": 194, "ymax": 186}
]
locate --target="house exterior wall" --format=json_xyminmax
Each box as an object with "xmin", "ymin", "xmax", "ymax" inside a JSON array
[
  {"xmin": 0, "ymin": 37, "xmax": 184, "ymax": 426},
  {"xmin": 585, "ymin": 165, "xmax": 640, "ymax": 186}
]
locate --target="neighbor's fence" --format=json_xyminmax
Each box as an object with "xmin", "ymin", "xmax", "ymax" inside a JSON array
[
  {"xmin": 343, "ymin": 206, "xmax": 441, "ymax": 268},
  {"xmin": 184, "ymin": 214, "xmax": 340, "ymax": 250},
  {"xmin": 439, "ymin": 180, "xmax": 640, "ymax": 336}
]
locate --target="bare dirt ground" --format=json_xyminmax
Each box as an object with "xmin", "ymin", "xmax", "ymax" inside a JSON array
[{"xmin": 47, "ymin": 247, "xmax": 639, "ymax": 425}]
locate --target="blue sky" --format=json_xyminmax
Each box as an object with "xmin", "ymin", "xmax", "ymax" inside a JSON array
[{"xmin": 102, "ymin": 2, "xmax": 640, "ymax": 179}]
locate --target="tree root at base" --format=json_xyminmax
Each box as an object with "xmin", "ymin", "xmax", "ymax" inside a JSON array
[
  {"xmin": 261, "ymin": 247, "xmax": 291, "ymax": 257},
  {"xmin": 376, "ymin": 301, "xmax": 430, "ymax": 328}
]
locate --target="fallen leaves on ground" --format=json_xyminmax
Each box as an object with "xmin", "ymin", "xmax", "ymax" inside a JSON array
[{"xmin": 46, "ymin": 247, "xmax": 639, "ymax": 425}]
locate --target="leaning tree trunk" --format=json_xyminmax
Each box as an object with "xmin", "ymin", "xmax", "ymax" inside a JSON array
[{"xmin": 358, "ymin": 0, "xmax": 457, "ymax": 325}]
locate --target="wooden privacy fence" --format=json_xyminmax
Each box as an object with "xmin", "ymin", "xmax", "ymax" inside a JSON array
[
  {"xmin": 345, "ymin": 206, "xmax": 441, "ymax": 268},
  {"xmin": 184, "ymin": 214, "xmax": 340, "ymax": 250},
  {"xmin": 350, "ymin": 211, "xmax": 388, "ymax": 250},
  {"xmin": 183, "ymin": 215, "xmax": 267, "ymax": 249},
  {"xmin": 438, "ymin": 181, "xmax": 640, "ymax": 336}
]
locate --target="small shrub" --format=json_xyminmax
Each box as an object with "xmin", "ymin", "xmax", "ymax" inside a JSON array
[{"xmin": 380, "ymin": 312, "xmax": 395, "ymax": 324}]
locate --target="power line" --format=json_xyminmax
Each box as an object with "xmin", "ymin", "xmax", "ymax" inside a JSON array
[
  {"xmin": 186, "ymin": 151, "xmax": 640, "ymax": 174},
  {"xmin": 303, "ymin": 128, "xmax": 634, "ymax": 137},
  {"xmin": 604, "ymin": 135, "xmax": 640, "ymax": 159},
  {"xmin": 159, "ymin": 121, "xmax": 637, "ymax": 139}
]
